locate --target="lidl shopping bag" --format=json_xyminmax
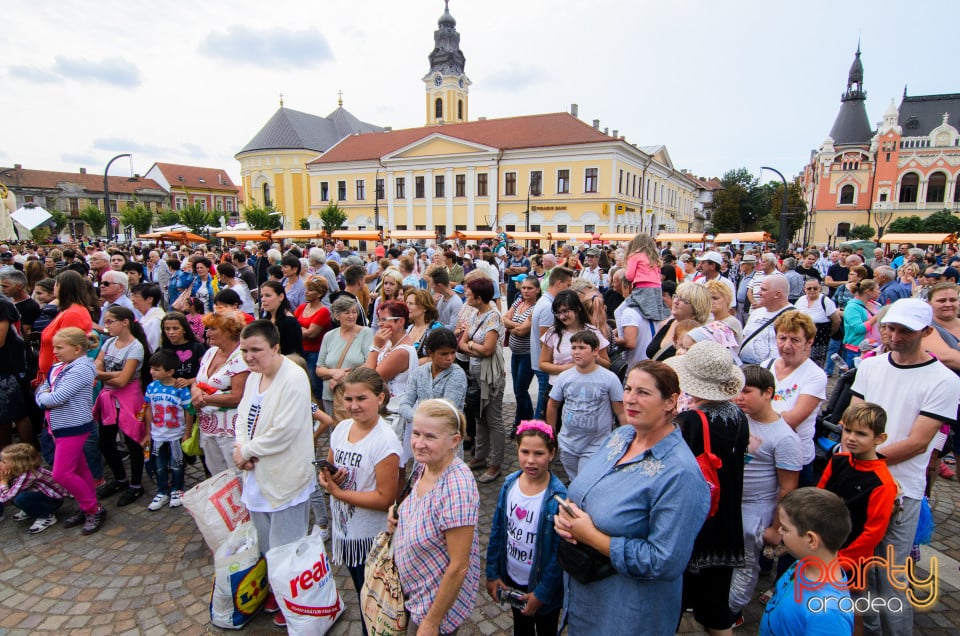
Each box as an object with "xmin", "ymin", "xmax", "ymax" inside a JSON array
[
  {"xmin": 210, "ymin": 522, "xmax": 268, "ymax": 629},
  {"xmin": 183, "ymin": 469, "xmax": 249, "ymax": 553},
  {"xmin": 267, "ymin": 525, "xmax": 346, "ymax": 635}
]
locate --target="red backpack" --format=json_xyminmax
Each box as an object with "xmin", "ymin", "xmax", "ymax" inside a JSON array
[{"xmin": 694, "ymin": 410, "xmax": 723, "ymax": 518}]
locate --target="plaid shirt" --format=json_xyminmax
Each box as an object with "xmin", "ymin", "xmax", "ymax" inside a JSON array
[
  {"xmin": 0, "ymin": 467, "xmax": 69, "ymax": 504},
  {"xmin": 395, "ymin": 459, "xmax": 480, "ymax": 633}
]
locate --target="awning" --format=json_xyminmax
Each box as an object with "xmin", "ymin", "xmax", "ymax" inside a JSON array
[
  {"xmin": 596, "ymin": 233, "xmax": 638, "ymax": 242},
  {"xmin": 216, "ymin": 230, "xmax": 272, "ymax": 240},
  {"xmin": 388, "ymin": 230, "xmax": 436, "ymax": 240},
  {"xmin": 140, "ymin": 231, "xmax": 209, "ymax": 244},
  {"xmin": 447, "ymin": 231, "xmax": 499, "ymax": 241},
  {"xmin": 549, "ymin": 232, "xmax": 596, "ymax": 242},
  {"xmin": 654, "ymin": 232, "xmax": 707, "ymax": 243},
  {"xmin": 273, "ymin": 230, "xmax": 326, "ymax": 240},
  {"xmin": 878, "ymin": 233, "xmax": 957, "ymax": 245},
  {"xmin": 713, "ymin": 231, "xmax": 772, "ymax": 243},
  {"xmin": 332, "ymin": 230, "xmax": 382, "ymax": 241},
  {"xmin": 507, "ymin": 231, "xmax": 547, "ymax": 241}
]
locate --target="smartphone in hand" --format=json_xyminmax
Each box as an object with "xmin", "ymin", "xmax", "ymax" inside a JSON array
[{"xmin": 554, "ymin": 494, "xmax": 577, "ymax": 517}]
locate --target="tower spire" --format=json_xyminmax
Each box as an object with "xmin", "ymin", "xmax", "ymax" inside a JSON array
[{"xmin": 828, "ymin": 45, "xmax": 872, "ymax": 146}]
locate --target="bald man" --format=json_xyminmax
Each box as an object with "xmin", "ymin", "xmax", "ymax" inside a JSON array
[{"xmin": 739, "ymin": 276, "xmax": 793, "ymax": 364}]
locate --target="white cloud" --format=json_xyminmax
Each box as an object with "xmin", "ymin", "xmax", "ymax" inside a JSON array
[
  {"xmin": 198, "ymin": 25, "xmax": 334, "ymax": 68},
  {"xmin": 52, "ymin": 56, "xmax": 141, "ymax": 87},
  {"xmin": 8, "ymin": 65, "xmax": 63, "ymax": 84}
]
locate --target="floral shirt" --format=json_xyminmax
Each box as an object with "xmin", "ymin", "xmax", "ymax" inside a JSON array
[{"xmin": 196, "ymin": 345, "xmax": 248, "ymax": 437}]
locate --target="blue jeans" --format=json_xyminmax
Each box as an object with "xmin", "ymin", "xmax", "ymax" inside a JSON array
[
  {"xmin": 824, "ymin": 338, "xmax": 843, "ymax": 374},
  {"xmin": 154, "ymin": 440, "xmax": 184, "ymax": 495},
  {"xmin": 7, "ymin": 491, "xmax": 63, "ymax": 519},
  {"xmin": 304, "ymin": 350, "xmax": 322, "ymax": 400},
  {"xmin": 39, "ymin": 426, "xmax": 102, "ymax": 481},
  {"xmin": 533, "ymin": 370, "xmax": 550, "ymax": 420},
  {"xmin": 511, "ymin": 350, "xmax": 534, "ymax": 426}
]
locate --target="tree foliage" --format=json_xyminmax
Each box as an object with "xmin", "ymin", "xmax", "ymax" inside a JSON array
[
  {"xmin": 120, "ymin": 202, "xmax": 155, "ymax": 235},
  {"xmin": 157, "ymin": 208, "xmax": 182, "ymax": 227},
  {"xmin": 49, "ymin": 210, "xmax": 69, "ymax": 232},
  {"xmin": 79, "ymin": 204, "xmax": 106, "ymax": 237},
  {"xmin": 921, "ymin": 210, "xmax": 960, "ymax": 234},
  {"xmin": 708, "ymin": 169, "xmax": 807, "ymax": 243},
  {"xmin": 888, "ymin": 215, "xmax": 923, "ymax": 234},
  {"xmin": 178, "ymin": 203, "xmax": 214, "ymax": 233},
  {"xmin": 299, "ymin": 217, "xmax": 311, "ymax": 230},
  {"xmin": 319, "ymin": 202, "xmax": 347, "ymax": 234},
  {"xmin": 243, "ymin": 204, "xmax": 283, "ymax": 230},
  {"xmin": 849, "ymin": 224, "xmax": 876, "ymax": 240}
]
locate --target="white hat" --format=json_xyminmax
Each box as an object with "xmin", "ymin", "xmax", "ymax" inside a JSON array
[
  {"xmin": 880, "ymin": 298, "xmax": 933, "ymax": 332},
  {"xmin": 666, "ymin": 341, "xmax": 744, "ymax": 401},
  {"xmin": 697, "ymin": 251, "xmax": 723, "ymax": 265}
]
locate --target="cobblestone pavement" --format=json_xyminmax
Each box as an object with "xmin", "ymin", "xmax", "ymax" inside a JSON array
[{"xmin": 2, "ymin": 397, "xmax": 959, "ymax": 635}]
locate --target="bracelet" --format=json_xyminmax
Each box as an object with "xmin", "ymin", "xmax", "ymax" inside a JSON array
[{"xmin": 370, "ymin": 346, "xmax": 382, "ymax": 353}]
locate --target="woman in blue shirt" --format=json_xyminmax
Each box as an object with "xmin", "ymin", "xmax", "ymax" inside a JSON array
[{"xmin": 553, "ymin": 361, "xmax": 710, "ymax": 635}]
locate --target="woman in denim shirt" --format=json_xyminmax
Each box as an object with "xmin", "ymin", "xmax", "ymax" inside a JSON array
[{"xmin": 554, "ymin": 361, "xmax": 710, "ymax": 635}]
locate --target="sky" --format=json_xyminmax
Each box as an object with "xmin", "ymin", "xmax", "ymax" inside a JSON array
[{"xmin": 2, "ymin": 0, "xmax": 955, "ymax": 188}]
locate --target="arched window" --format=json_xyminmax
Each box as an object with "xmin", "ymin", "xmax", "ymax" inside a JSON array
[
  {"xmin": 839, "ymin": 184, "xmax": 855, "ymax": 204},
  {"xmin": 435, "ymin": 98, "xmax": 443, "ymax": 119},
  {"xmin": 457, "ymin": 100, "xmax": 463, "ymax": 120},
  {"xmin": 955, "ymin": 175, "xmax": 960, "ymax": 202},
  {"xmin": 262, "ymin": 183, "xmax": 271, "ymax": 207},
  {"xmin": 899, "ymin": 173, "xmax": 919, "ymax": 203},
  {"xmin": 927, "ymin": 172, "xmax": 947, "ymax": 203},
  {"xmin": 836, "ymin": 222, "xmax": 851, "ymax": 238}
]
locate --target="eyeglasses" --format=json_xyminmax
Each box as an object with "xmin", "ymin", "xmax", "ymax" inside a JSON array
[
  {"xmin": 99, "ymin": 281, "xmax": 113, "ymax": 287},
  {"xmin": 103, "ymin": 318, "xmax": 117, "ymax": 325},
  {"xmin": 673, "ymin": 297, "xmax": 691, "ymax": 305},
  {"xmin": 380, "ymin": 316, "xmax": 404, "ymax": 322}
]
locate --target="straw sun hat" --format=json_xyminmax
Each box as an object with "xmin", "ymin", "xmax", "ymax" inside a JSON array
[{"xmin": 666, "ymin": 340, "xmax": 744, "ymax": 402}]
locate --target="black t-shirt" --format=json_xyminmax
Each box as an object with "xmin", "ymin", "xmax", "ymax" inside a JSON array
[
  {"xmin": 826, "ymin": 264, "xmax": 849, "ymax": 297},
  {"xmin": 15, "ymin": 298, "xmax": 41, "ymax": 330},
  {"xmin": 0, "ymin": 300, "xmax": 25, "ymax": 375},
  {"xmin": 164, "ymin": 341, "xmax": 209, "ymax": 379},
  {"xmin": 794, "ymin": 265, "xmax": 821, "ymax": 281}
]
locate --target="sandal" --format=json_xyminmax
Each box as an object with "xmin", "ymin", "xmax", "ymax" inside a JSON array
[
  {"xmin": 478, "ymin": 469, "xmax": 501, "ymax": 483},
  {"xmin": 467, "ymin": 458, "xmax": 487, "ymax": 471}
]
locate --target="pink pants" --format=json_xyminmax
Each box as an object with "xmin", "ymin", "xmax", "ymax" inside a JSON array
[{"xmin": 52, "ymin": 433, "xmax": 98, "ymax": 514}]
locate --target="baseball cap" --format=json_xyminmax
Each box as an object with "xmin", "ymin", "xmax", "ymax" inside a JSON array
[
  {"xmin": 881, "ymin": 298, "xmax": 933, "ymax": 331},
  {"xmin": 462, "ymin": 254, "xmax": 473, "ymax": 260},
  {"xmin": 453, "ymin": 284, "xmax": 465, "ymax": 295},
  {"xmin": 585, "ymin": 248, "xmax": 600, "ymax": 257},
  {"xmin": 741, "ymin": 254, "xmax": 757, "ymax": 263},
  {"xmin": 0, "ymin": 252, "xmax": 13, "ymax": 260},
  {"xmin": 697, "ymin": 251, "xmax": 722, "ymax": 265},
  {"xmin": 926, "ymin": 266, "xmax": 946, "ymax": 277},
  {"xmin": 510, "ymin": 244, "xmax": 523, "ymax": 251}
]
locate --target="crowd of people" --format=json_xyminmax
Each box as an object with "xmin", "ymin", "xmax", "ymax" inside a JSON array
[{"xmin": 0, "ymin": 234, "xmax": 958, "ymax": 635}]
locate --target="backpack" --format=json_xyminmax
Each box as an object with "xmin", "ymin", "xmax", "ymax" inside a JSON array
[{"xmin": 693, "ymin": 409, "xmax": 722, "ymax": 518}]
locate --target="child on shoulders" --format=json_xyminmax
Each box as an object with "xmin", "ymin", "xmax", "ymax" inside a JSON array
[{"xmin": 623, "ymin": 233, "xmax": 671, "ymax": 322}]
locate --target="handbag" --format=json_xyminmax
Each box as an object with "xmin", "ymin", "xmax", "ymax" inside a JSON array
[
  {"xmin": 694, "ymin": 409, "xmax": 722, "ymax": 518},
  {"xmin": 558, "ymin": 539, "xmax": 616, "ymax": 584},
  {"xmin": 172, "ymin": 287, "xmax": 193, "ymax": 312},
  {"xmin": 181, "ymin": 423, "xmax": 202, "ymax": 456},
  {"xmin": 361, "ymin": 531, "xmax": 409, "ymax": 635}
]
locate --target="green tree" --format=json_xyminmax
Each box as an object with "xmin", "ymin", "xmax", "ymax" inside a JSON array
[
  {"xmin": 921, "ymin": 210, "xmax": 960, "ymax": 234},
  {"xmin": 299, "ymin": 217, "xmax": 311, "ymax": 230},
  {"xmin": 31, "ymin": 227, "xmax": 51, "ymax": 242},
  {"xmin": 157, "ymin": 208, "xmax": 182, "ymax": 227},
  {"xmin": 319, "ymin": 202, "xmax": 347, "ymax": 234},
  {"xmin": 757, "ymin": 178, "xmax": 807, "ymax": 243},
  {"xmin": 120, "ymin": 202, "xmax": 155, "ymax": 235},
  {"xmin": 888, "ymin": 215, "xmax": 923, "ymax": 233},
  {"xmin": 243, "ymin": 204, "xmax": 283, "ymax": 230},
  {"xmin": 179, "ymin": 203, "xmax": 214, "ymax": 233},
  {"xmin": 849, "ymin": 224, "xmax": 876, "ymax": 240},
  {"xmin": 79, "ymin": 204, "xmax": 106, "ymax": 237},
  {"xmin": 708, "ymin": 168, "xmax": 763, "ymax": 233},
  {"xmin": 49, "ymin": 210, "xmax": 69, "ymax": 233}
]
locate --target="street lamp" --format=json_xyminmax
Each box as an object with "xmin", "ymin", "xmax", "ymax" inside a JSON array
[
  {"xmin": 761, "ymin": 166, "xmax": 789, "ymax": 253},
  {"xmin": 374, "ymin": 168, "xmax": 381, "ymax": 232},
  {"xmin": 104, "ymin": 153, "xmax": 131, "ymax": 242}
]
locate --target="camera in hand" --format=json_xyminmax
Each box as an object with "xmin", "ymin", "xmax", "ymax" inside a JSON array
[{"xmin": 497, "ymin": 587, "xmax": 526, "ymax": 610}]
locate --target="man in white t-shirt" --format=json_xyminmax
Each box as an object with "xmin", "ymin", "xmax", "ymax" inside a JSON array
[
  {"xmin": 739, "ymin": 276, "xmax": 792, "ymax": 364},
  {"xmin": 748, "ymin": 253, "xmax": 782, "ymax": 308},
  {"xmin": 850, "ymin": 298, "xmax": 960, "ymax": 635},
  {"xmin": 695, "ymin": 251, "xmax": 736, "ymax": 308}
]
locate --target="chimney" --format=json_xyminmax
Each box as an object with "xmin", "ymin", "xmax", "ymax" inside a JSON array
[
  {"xmin": 478, "ymin": 117, "xmax": 487, "ymax": 121},
  {"xmin": 592, "ymin": 119, "xmax": 600, "ymax": 130},
  {"xmin": 570, "ymin": 103, "xmax": 579, "ymax": 118},
  {"xmin": 79, "ymin": 168, "xmax": 86, "ymax": 174},
  {"xmin": 13, "ymin": 163, "xmax": 21, "ymax": 170},
  {"xmin": 612, "ymin": 129, "xmax": 618, "ymax": 138},
  {"xmin": 603, "ymin": 127, "xmax": 609, "ymax": 135},
  {"xmin": 384, "ymin": 126, "xmax": 393, "ymax": 132}
]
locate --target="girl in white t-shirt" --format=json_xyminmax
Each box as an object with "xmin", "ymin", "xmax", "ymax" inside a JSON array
[
  {"xmin": 317, "ymin": 367, "xmax": 401, "ymax": 635},
  {"xmin": 539, "ymin": 291, "xmax": 610, "ymax": 384}
]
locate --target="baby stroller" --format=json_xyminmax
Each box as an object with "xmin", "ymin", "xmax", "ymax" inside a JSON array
[{"xmin": 812, "ymin": 367, "xmax": 857, "ymax": 481}]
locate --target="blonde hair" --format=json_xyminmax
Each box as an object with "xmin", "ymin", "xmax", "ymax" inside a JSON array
[
  {"xmin": 624, "ymin": 234, "xmax": 661, "ymax": 270},
  {"xmin": 705, "ymin": 279, "xmax": 733, "ymax": 307},
  {"xmin": 53, "ymin": 326, "xmax": 96, "ymax": 352},
  {"xmin": 850, "ymin": 279, "xmax": 877, "ymax": 296},
  {"xmin": 380, "ymin": 268, "xmax": 404, "ymax": 301},
  {"xmin": 674, "ymin": 282, "xmax": 712, "ymax": 324},
  {"xmin": 1, "ymin": 443, "xmax": 41, "ymax": 478},
  {"xmin": 414, "ymin": 399, "xmax": 466, "ymax": 439}
]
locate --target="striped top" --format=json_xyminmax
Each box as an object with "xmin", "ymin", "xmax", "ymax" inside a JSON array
[
  {"xmin": 507, "ymin": 297, "xmax": 536, "ymax": 354},
  {"xmin": 35, "ymin": 357, "xmax": 97, "ymax": 434},
  {"xmin": 0, "ymin": 467, "xmax": 69, "ymax": 504}
]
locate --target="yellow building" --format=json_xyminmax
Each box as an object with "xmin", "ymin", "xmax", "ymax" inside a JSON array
[
  {"xmin": 305, "ymin": 2, "xmax": 699, "ymax": 239},
  {"xmin": 235, "ymin": 99, "xmax": 382, "ymax": 228}
]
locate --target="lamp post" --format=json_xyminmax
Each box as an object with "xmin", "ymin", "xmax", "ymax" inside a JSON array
[
  {"xmin": 103, "ymin": 153, "xmax": 131, "ymax": 242},
  {"xmin": 761, "ymin": 166, "xmax": 789, "ymax": 253},
  {"xmin": 374, "ymin": 169, "xmax": 381, "ymax": 232}
]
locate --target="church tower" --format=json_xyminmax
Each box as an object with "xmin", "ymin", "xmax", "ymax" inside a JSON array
[
  {"xmin": 423, "ymin": 0, "xmax": 470, "ymax": 126},
  {"xmin": 827, "ymin": 45, "xmax": 872, "ymax": 147}
]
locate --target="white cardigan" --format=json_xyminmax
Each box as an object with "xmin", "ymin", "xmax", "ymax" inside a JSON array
[{"xmin": 235, "ymin": 356, "xmax": 315, "ymax": 509}]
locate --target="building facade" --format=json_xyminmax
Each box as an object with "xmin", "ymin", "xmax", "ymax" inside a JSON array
[
  {"xmin": 803, "ymin": 47, "xmax": 960, "ymax": 245},
  {"xmin": 144, "ymin": 162, "xmax": 240, "ymax": 218}
]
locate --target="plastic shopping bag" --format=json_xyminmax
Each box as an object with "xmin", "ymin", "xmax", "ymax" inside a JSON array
[
  {"xmin": 210, "ymin": 522, "xmax": 269, "ymax": 629},
  {"xmin": 182, "ymin": 468, "xmax": 249, "ymax": 553},
  {"xmin": 267, "ymin": 525, "xmax": 345, "ymax": 636}
]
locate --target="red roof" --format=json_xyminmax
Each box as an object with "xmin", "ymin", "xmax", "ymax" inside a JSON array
[
  {"xmin": 310, "ymin": 112, "xmax": 615, "ymax": 164},
  {"xmin": 0, "ymin": 166, "xmax": 165, "ymax": 195},
  {"xmin": 149, "ymin": 162, "xmax": 237, "ymax": 192}
]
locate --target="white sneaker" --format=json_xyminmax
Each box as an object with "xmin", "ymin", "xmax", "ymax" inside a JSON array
[
  {"xmin": 13, "ymin": 510, "xmax": 29, "ymax": 522},
  {"xmin": 147, "ymin": 494, "xmax": 170, "ymax": 511},
  {"xmin": 28, "ymin": 514, "xmax": 57, "ymax": 534},
  {"xmin": 169, "ymin": 491, "xmax": 184, "ymax": 508}
]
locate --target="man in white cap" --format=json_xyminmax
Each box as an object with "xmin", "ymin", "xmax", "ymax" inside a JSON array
[
  {"xmin": 695, "ymin": 251, "xmax": 736, "ymax": 308},
  {"xmin": 849, "ymin": 298, "xmax": 960, "ymax": 635}
]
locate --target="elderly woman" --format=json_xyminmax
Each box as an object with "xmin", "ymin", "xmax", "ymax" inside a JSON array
[
  {"xmin": 765, "ymin": 311, "xmax": 827, "ymax": 486},
  {"xmin": 646, "ymin": 282, "xmax": 712, "ymax": 361},
  {"xmin": 667, "ymin": 341, "xmax": 749, "ymax": 635},
  {"xmin": 295, "ymin": 277, "xmax": 332, "ymax": 399},
  {"xmin": 405, "ymin": 287, "xmax": 444, "ymax": 358},
  {"xmin": 456, "ymin": 276, "xmax": 506, "ymax": 483},
  {"xmin": 793, "ymin": 278, "xmax": 839, "ymax": 367},
  {"xmin": 316, "ymin": 296, "xmax": 374, "ymax": 420},
  {"xmin": 390, "ymin": 399, "xmax": 481, "ymax": 635},
  {"xmin": 554, "ymin": 361, "xmax": 710, "ymax": 635},
  {"xmin": 233, "ymin": 321, "xmax": 315, "ymax": 626},
  {"xmin": 192, "ymin": 311, "xmax": 250, "ymax": 474}
]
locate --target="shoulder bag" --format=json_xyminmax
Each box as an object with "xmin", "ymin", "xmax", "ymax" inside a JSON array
[{"xmin": 694, "ymin": 409, "xmax": 722, "ymax": 518}]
